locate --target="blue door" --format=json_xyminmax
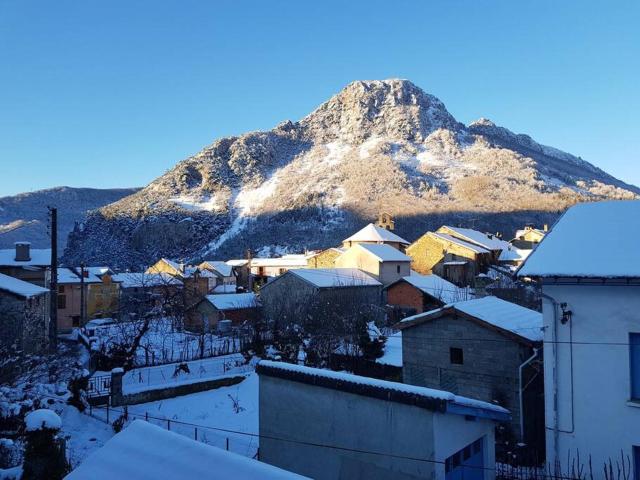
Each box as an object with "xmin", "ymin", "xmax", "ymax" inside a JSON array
[{"xmin": 445, "ymin": 437, "xmax": 484, "ymax": 480}]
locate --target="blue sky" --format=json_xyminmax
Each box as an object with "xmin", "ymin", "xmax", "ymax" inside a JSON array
[{"xmin": 1, "ymin": 0, "xmax": 638, "ymax": 196}]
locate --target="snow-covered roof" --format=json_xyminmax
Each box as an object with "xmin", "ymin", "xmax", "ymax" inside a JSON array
[
  {"xmin": 111, "ymin": 272, "xmax": 182, "ymax": 288},
  {"xmin": 429, "ymin": 232, "xmax": 490, "ymax": 254},
  {"xmin": 57, "ymin": 268, "xmax": 102, "ymax": 284},
  {"xmin": 439, "ymin": 226, "xmax": 511, "ymax": 252},
  {"xmin": 290, "ymin": 268, "xmax": 381, "ymax": 288},
  {"xmin": 399, "ymin": 296, "xmax": 542, "ymax": 342},
  {"xmin": 205, "ymin": 292, "xmax": 258, "ymax": 310},
  {"xmin": 257, "ymin": 361, "xmax": 509, "ymax": 420},
  {"xmin": 84, "ymin": 266, "xmax": 113, "ymax": 277},
  {"xmin": 518, "ymin": 200, "xmax": 640, "ymax": 278},
  {"xmin": 343, "ymin": 223, "xmax": 410, "ymax": 245},
  {"xmin": 213, "ymin": 284, "xmax": 237, "ymax": 293},
  {"xmin": 250, "ymin": 257, "xmax": 309, "ymax": 268},
  {"xmin": 0, "ymin": 273, "xmax": 48, "ymax": 298},
  {"xmin": 376, "ymin": 331, "xmax": 402, "ymax": 367},
  {"xmin": 499, "ymin": 246, "xmax": 532, "ymax": 263},
  {"xmin": 200, "ymin": 260, "xmax": 234, "ymax": 277},
  {"xmin": 25, "ymin": 409, "xmax": 61, "ymax": 432},
  {"xmin": 226, "ymin": 259, "xmax": 249, "ymax": 267},
  {"xmin": 514, "ymin": 227, "xmax": 546, "ymax": 239},
  {"xmin": 399, "ymin": 273, "xmax": 472, "ymax": 304},
  {"xmin": 0, "ymin": 248, "xmax": 51, "ymax": 267},
  {"xmin": 65, "ymin": 420, "xmax": 308, "ymax": 480},
  {"xmin": 351, "ymin": 243, "xmax": 411, "ymax": 262}
]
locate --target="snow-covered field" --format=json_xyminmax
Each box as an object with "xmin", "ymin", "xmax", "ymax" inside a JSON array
[{"xmin": 84, "ymin": 373, "xmax": 259, "ymax": 460}]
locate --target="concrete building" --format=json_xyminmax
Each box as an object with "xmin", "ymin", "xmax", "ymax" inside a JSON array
[
  {"xmin": 0, "ymin": 242, "xmax": 50, "ymax": 287},
  {"xmin": 407, "ymin": 232, "xmax": 492, "ymax": 286},
  {"xmin": 518, "ymin": 200, "xmax": 640, "ymax": 473},
  {"xmin": 341, "ymin": 223, "xmax": 410, "ymax": 251},
  {"xmin": 396, "ymin": 296, "xmax": 544, "ymax": 449},
  {"xmin": 385, "ymin": 273, "xmax": 472, "ymax": 318},
  {"xmin": 0, "ymin": 272, "xmax": 49, "ymax": 353},
  {"xmin": 335, "ymin": 243, "xmax": 411, "ymax": 286},
  {"xmin": 258, "ymin": 361, "xmax": 509, "ymax": 480},
  {"xmin": 185, "ymin": 292, "xmax": 260, "ymax": 332}
]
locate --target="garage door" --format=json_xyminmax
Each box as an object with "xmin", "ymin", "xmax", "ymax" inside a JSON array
[{"xmin": 445, "ymin": 437, "xmax": 484, "ymax": 480}]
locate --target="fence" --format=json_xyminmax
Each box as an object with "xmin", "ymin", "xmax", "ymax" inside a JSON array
[
  {"xmin": 121, "ymin": 354, "xmax": 251, "ymax": 393},
  {"xmin": 86, "ymin": 403, "xmax": 259, "ymax": 460}
]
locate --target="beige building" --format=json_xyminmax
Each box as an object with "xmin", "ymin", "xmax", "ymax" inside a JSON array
[
  {"xmin": 511, "ymin": 224, "xmax": 547, "ymax": 249},
  {"xmin": 406, "ymin": 231, "xmax": 492, "ymax": 286},
  {"xmin": 341, "ymin": 223, "xmax": 410, "ymax": 251},
  {"xmin": 335, "ymin": 243, "xmax": 411, "ymax": 286}
]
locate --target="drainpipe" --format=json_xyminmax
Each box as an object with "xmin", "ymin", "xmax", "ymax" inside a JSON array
[
  {"xmin": 540, "ymin": 292, "xmax": 560, "ymax": 468},
  {"xmin": 519, "ymin": 347, "xmax": 539, "ymax": 440}
]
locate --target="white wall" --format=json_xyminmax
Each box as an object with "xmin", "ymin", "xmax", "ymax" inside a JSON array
[
  {"xmin": 542, "ymin": 283, "xmax": 640, "ymax": 472},
  {"xmin": 432, "ymin": 413, "xmax": 496, "ymax": 480}
]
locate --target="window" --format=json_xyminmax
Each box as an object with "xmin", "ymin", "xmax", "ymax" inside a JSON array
[
  {"xmin": 57, "ymin": 294, "xmax": 66, "ymax": 309},
  {"xmin": 633, "ymin": 446, "xmax": 640, "ymax": 480},
  {"xmin": 396, "ymin": 265, "xmax": 400, "ymax": 274},
  {"xmin": 450, "ymin": 347, "xmax": 464, "ymax": 365},
  {"xmin": 58, "ymin": 285, "xmax": 65, "ymax": 293},
  {"xmin": 630, "ymin": 333, "xmax": 640, "ymax": 400}
]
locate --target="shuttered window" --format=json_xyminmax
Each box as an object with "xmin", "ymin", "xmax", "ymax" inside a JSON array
[{"xmin": 630, "ymin": 333, "xmax": 640, "ymax": 400}]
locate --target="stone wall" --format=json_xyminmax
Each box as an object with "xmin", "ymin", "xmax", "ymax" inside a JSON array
[{"xmin": 110, "ymin": 369, "xmax": 245, "ymax": 406}]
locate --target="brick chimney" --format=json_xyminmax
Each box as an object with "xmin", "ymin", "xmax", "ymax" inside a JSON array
[{"xmin": 14, "ymin": 242, "xmax": 31, "ymax": 262}]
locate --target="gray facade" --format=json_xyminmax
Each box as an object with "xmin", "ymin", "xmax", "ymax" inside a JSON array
[
  {"xmin": 0, "ymin": 290, "xmax": 49, "ymax": 353},
  {"xmin": 401, "ymin": 314, "xmax": 543, "ymax": 446},
  {"xmin": 260, "ymin": 272, "xmax": 382, "ymax": 326},
  {"xmin": 258, "ymin": 362, "xmax": 504, "ymax": 480}
]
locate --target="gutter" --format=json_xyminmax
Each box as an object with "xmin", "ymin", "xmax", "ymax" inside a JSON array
[{"xmin": 518, "ymin": 347, "xmax": 539, "ymax": 440}]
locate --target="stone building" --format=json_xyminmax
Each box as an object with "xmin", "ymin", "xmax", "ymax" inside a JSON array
[
  {"xmin": 406, "ymin": 231, "xmax": 492, "ymax": 286},
  {"xmin": 198, "ymin": 260, "xmax": 237, "ymax": 292},
  {"xmin": 306, "ymin": 248, "xmax": 345, "ymax": 269},
  {"xmin": 0, "ymin": 272, "xmax": 50, "ymax": 353},
  {"xmin": 436, "ymin": 226, "xmax": 511, "ymax": 263},
  {"xmin": 260, "ymin": 268, "xmax": 382, "ymax": 328},
  {"xmin": 335, "ymin": 243, "xmax": 411, "ymax": 286},
  {"xmin": 258, "ymin": 361, "xmax": 508, "ymax": 480},
  {"xmin": 396, "ymin": 296, "xmax": 544, "ymax": 449}
]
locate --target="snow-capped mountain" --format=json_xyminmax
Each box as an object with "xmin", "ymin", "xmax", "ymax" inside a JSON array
[
  {"xmin": 0, "ymin": 186, "xmax": 139, "ymax": 254},
  {"xmin": 62, "ymin": 79, "xmax": 638, "ymax": 268}
]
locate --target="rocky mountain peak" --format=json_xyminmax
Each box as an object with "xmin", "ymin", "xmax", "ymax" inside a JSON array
[{"xmin": 301, "ymin": 79, "xmax": 462, "ymax": 143}]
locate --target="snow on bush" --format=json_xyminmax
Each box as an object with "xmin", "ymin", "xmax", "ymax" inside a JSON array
[{"xmin": 24, "ymin": 410, "xmax": 61, "ymax": 432}]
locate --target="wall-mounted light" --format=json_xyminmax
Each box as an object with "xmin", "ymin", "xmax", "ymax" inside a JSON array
[{"xmin": 560, "ymin": 302, "xmax": 572, "ymax": 324}]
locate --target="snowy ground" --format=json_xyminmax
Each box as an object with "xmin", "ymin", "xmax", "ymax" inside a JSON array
[{"xmin": 83, "ymin": 373, "xmax": 259, "ymax": 461}]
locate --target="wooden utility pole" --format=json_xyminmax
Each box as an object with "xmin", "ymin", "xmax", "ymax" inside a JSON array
[
  {"xmin": 80, "ymin": 262, "xmax": 86, "ymax": 327},
  {"xmin": 48, "ymin": 207, "xmax": 58, "ymax": 351},
  {"xmin": 246, "ymin": 249, "xmax": 253, "ymax": 292}
]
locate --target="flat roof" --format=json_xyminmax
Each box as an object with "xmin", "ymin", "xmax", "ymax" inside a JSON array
[{"xmin": 257, "ymin": 361, "xmax": 509, "ymax": 421}]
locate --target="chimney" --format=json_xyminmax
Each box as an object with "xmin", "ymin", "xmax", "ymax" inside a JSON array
[
  {"xmin": 14, "ymin": 242, "xmax": 31, "ymax": 262},
  {"xmin": 543, "ymin": 224, "xmax": 549, "ymax": 232}
]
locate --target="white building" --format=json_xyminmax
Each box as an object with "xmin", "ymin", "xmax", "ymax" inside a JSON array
[{"xmin": 518, "ymin": 200, "xmax": 640, "ymax": 473}]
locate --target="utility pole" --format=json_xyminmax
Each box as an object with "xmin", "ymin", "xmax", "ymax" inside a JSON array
[
  {"xmin": 246, "ymin": 249, "xmax": 253, "ymax": 292},
  {"xmin": 80, "ymin": 262, "xmax": 86, "ymax": 327},
  {"xmin": 48, "ymin": 207, "xmax": 58, "ymax": 352}
]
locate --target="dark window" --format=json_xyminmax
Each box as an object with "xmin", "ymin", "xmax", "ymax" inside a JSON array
[
  {"xmin": 72, "ymin": 316, "xmax": 80, "ymax": 327},
  {"xmin": 58, "ymin": 285, "xmax": 65, "ymax": 293},
  {"xmin": 57, "ymin": 294, "xmax": 66, "ymax": 309},
  {"xmin": 450, "ymin": 347, "xmax": 463, "ymax": 365},
  {"xmin": 396, "ymin": 265, "xmax": 400, "ymax": 273},
  {"xmin": 630, "ymin": 333, "xmax": 640, "ymax": 400},
  {"xmin": 463, "ymin": 445, "xmax": 471, "ymax": 460},
  {"xmin": 473, "ymin": 438, "xmax": 483, "ymax": 454},
  {"xmin": 452, "ymin": 452, "xmax": 460, "ymax": 468}
]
